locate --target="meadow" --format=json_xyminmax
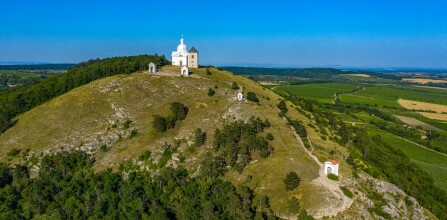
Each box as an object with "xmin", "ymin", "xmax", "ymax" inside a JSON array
[
  {"xmin": 274, "ymin": 83, "xmax": 358, "ymax": 103},
  {"xmin": 340, "ymin": 85, "xmax": 447, "ymax": 108}
]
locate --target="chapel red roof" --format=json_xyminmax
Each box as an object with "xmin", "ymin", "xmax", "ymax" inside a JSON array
[{"xmin": 328, "ymin": 159, "xmax": 339, "ymax": 165}]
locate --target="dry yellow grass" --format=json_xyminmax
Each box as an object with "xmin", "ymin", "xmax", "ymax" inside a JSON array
[
  {"xmin": 403, "ymin": 78, "xmax": 447, "ymax": 84},
  {"xmin": 342, "ymin": 74, "xmax": 370, "ymax": 77},
  {"xmin": 398, "ymin": 99, "xmax": 447, "ymax": 121},
  {"xmin": 419, "ymin": 112, "xmax": 447, "ymax": 121}
]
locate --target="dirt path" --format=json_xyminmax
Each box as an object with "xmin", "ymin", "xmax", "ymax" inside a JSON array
[{"xmin": 285, "ymin": 117, "xmax": 353, "ymax": 218}]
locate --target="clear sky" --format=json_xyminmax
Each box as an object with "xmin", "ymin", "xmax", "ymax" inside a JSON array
[{"xmin": 1, "ymin": 0, "xmax": 446, "ymax": 68}]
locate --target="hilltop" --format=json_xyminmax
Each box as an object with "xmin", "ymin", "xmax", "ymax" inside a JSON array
[{"xmin": 0, "ymin": 63, "xmax": 437, "ymax": 219}]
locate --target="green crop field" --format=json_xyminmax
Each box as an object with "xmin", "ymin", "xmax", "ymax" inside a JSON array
[
  {"xmin": 341, "ymin": 85, "xmax": 447, "ymax": 107},
  {"xmin": 340, "ymin": 74, "xmax": 399, "ymax": 83},
  {"xmin": 274, "ymin": 83, "xmax": 358, "ymax": 103},
  {"xmin": 0, "ymin": 70, "xmax": 41, "ymax": 78},
  {"xmin": 368, "ymin": 127, "xmax": 447, "ymax": 192}
]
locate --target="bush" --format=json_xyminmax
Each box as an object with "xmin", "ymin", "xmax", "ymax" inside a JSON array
[
  {"xmin": 123, "ymin": 119, "xmax": 132, "ymax": 129},
  {"xmin": 170, "ymin": 102, "xmax": 189, "ymax": 121},
  {"xmin": 246, "ymin": 92, "xmax": 259, "ymax": 102},
  {"xmin": 232, "ymin": 82, "xmax": 239, "ymax": 90},
  {"xmin": 194, "ymin": 128, "xmax": 206, "ymax": 147},
  {"xmin": 277, "ymin": 100, "xmax": 288, "ymax": 115},
  {"xmin": 284, "ymin": 171, "xmax": 301, "ymax": 191},
  {"xmin": 99, "ymin": 144, "xmax": 109, "ymax": 152},
  {"xmin": 138, "ymin": 150, "xmax": 152, "ymax": 161},
  {"xmin": 129, "ymin": 129, "xmax": 138, "ymax": 138},
  {"xmin": 266, "ymin": 133, "xmax": 274, "ymax": 141},
  {"xmin": 7, "ymin": 148, "xmax": 20, "ymax": 157},
  {"xmin": 340, "ymin": 186, "xmax": 353, "ymax": 198},
  {"xmin": 206, "ymin": 67, "xmax": 212, "ymax": 75},
  {"xmin": 208, "ymin": 88, "xmax": 215, "ymax": 96},
  {"xmin": 153, "ymin": 115, "xmax": 167, "ymax": 132},
  {"xmin": 327, "ymin": 173, "xmax": 339, "ymax": 181}
]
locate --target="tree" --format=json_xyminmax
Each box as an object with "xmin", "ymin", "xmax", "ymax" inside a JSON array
[
  {"xmin": 152, "ymin": 115, "xmax": 167, "ymax": 132},
  {"xmin": 277, "ymin": 100, "xmax": 288, "ymax": 116},
  {"xmin": 266, "ymin": 133, "xmax": 274, "ymax": 141},
  {"xmin": 194, "ymin": 128, "xmax": 206, "ymax": 147},
  {"xmin": 246, "ymin": 92, "xmax": 259, "ymax": 102},
  {"xmin": 206, "ymin": 67, "xmax": 212, "ymax": 75},
  {"xmin": 284, "ymin": 171, "xmax": 301, "ymax": 191},
  {"xmin": 170, "ymin": 102, "xmax": 188, "ymax": 121},
  {"xmin": 232, "ymin": 82, "xmax": 239, "ymax": 90},
  {"xmin": 208, "ymin": 88, "xmax": 215, "ymax": 96}
]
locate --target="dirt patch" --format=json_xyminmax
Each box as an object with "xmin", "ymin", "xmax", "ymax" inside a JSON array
[
  {"xmin": 403, "ymin": 78, "xmax": 447, "ymax": 84},
  {"xmin": 394, "ymin": 115, "xmax": 440, "ymax": 130}
]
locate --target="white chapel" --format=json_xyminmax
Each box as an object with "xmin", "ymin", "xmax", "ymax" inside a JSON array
[{"xmin": 171, "ymin": 37, "xmax": 199, "ymax": 68}]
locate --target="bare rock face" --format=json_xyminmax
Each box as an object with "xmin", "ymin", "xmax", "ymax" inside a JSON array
[{"xmin": 335, "ymin": 173, "xmax": 430, "ymax": 220}]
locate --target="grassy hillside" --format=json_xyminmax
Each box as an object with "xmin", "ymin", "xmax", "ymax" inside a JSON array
[{"xmin": 0, "ymin": 66, "xmax": 434, "ymax": 219}]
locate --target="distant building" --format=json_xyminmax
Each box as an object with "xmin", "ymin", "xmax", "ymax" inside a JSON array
[
  {"xmin": 171, "ymin": 37, "xmax": 199, "ymax": 68},
  {"xmin": 324, "ymin": 160, "xmax": 339, "ymax": 176},
  {"xmin": 148, "ymin": 62, "xmax": 157, "ymax": 73}
]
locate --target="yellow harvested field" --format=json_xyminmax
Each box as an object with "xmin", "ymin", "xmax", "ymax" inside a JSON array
[
  {"xmin": 398, "ymin": 99, "xmax": 447, "ymax": 121},
  {"xmin": 420, "ymin": 112, "xmax": 447, "ymax": 121},
  {"xmin": 259, "ymin": 82, "xmax": 283, "ymax": 86},
  {"xmin": 342, "ymin": 73, "xmax": 370, "ymax": 77},
  {"xmin": 403, "ymin": 78, "xmax": 447, "ymax": 84}
]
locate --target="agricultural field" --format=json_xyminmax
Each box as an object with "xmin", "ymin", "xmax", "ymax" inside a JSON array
[
  {"xmin": 340, "ymin": 74, "xmax": 399, "ymax": 83},
  {"xmin": 274, "ymin": 83, "xmax": 358, "ymax": 103},
  {"xmin": 398, "ymin": 99, "xmax": 447, "ymax": 122},
  {"xmin": 340, "ymin": 85, "xmax": 447, "ymax": 108},
  {"xmin": 368, "ymin": 127, "xmax": 447, "ymax": 192},
  {"xmin": 394, "ymin": 115, "xmax": 440, "ymax": 130},
  {"xmin": 0, "ymin": 70, "xmax": 42, "ymax": 78},
  {"xmin": 403, "ymin": 78, "xmax": 447, "ymax": 84}
]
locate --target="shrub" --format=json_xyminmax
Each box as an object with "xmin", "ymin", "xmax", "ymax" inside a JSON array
[
  {"xmin": 277, "ymin": 100, "xmax": 288, "ymax": 115},
  {"xmin": 266, "ymin": 133, "xmax": 274, "ymax": 141},
  {"xmin": 340, "ymin": 186, "xmax": 353, "ymax": 198},
  {"xmin": 152, "ymin": 115, "xmax": 167, "ymax": 132},
  {"xmin": 246, "ymin": 92, "xmax": 259, "ymax": 102},
  {"xmin": 129, "ymin": 129, "xmax": 138, "ymax": 138},
  {"xmin": 327, "ymin": 173, "xmax": 339, "ymax": 181},
  {"xmin": 284, "ymin": 171, "xmax": 301, "ymax": 191},
  {"xmin": 170, "ymin": 102, "xmax": 189, "ymax": 121},
  {"xmin": 123, "ymin": 119, "xmax": 132, "ymax": 129},
  {"xmin": 138, "ymin": 150, "xmax": 152, "ymax": 161},
  {"xmin": 7, "ymin": 148, "xmax": 20, "ymax": 157},
  {"xmin": 206, "ymin": 67, "xmax": 212, "ymax": 75},
  {"xmin": 99, "ymin": 144, "xmax": 109, "ymax": 152},
  {"xmin": 208, "ymin": 88, "xmax": 215, "ymax": 96},
  {"xmin": 194, "ymin": 128, "xmax": 206, "ymax": 147},
  {"xmin": 232, "ymin": 82, "xmax": 239, "ymax": 90}
]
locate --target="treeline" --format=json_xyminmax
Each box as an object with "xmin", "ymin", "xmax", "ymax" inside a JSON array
[
  {"xmin": 0, "ymin": 151, "xmax": 278, "ymax": 219},
  {"xmin": 202, "ymin": 117, "xmax": 273, "ymax": 175},
  {"xmin": 0, "ymin": 75, "xmax": 44, "ymax": 86},
  {"xmin": 0, "ymin": 64, "xmax": 75, "ymax": 70},
  {"xmin": 0, "ymin": 55, "xmax": 170, "ymax": 133}
]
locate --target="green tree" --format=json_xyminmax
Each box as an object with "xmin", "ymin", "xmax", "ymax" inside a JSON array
[
  {"xmin": 246, "ymin": 92, "xmax": 259, "ymax": 102},
  {"xmin": 170, "ymin": 102, "xmax": 188, "ymax": 121},
  {"xmin": 277, "ymin": 100, "xmax": 288, "ymax": 116},
  {"xmin": 152, "ymin": 115, "xmax": 167, "ymax": 132},
  {"xmin": 194, "ymin": 128, "xmax": 206, "ymax": 147},
  {"xmin": 284, "ymin": 171, "xmax": 301, "ymax": 191}
]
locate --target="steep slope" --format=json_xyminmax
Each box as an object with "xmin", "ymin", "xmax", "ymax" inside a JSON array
[{"xmin": 0, "ymin": 66, "xmax": 431, "ymax": 219}]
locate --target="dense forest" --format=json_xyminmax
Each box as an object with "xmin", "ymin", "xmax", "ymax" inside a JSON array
[
  {"xmin": 279, "ymin": 92, "xmax": 447, "ymax": 219},
  {"xmin": 0, "ymin": 151, "xmax": 273, "ymax": 219},
  {"xmin": 0, "ymin": 55, "xmax": 169, "ymax": 133},
  {"xmin": 221, "ymin": 67, "xmax": 402, "ymax": 80}
]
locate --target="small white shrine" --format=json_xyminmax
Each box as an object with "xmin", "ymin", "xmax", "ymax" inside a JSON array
[
  {"xmin": 148, "ymin": 62, "xmax": 157, "ymax": 73},
  {"xmin": 181, "ymin": 66, "xmax": 189, "ymax": 76},
  {"xmin": 324, "ymin": 160, "xmax": 339, "ymax": 176},
  {"xmin": 237, "ymin": 86, "xmax": 244, "ymax": 101}
]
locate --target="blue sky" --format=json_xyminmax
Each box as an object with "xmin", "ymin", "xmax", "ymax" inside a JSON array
[{"xmin": 1, "ymin": 0, "xmax": 446, "ymax": 68}]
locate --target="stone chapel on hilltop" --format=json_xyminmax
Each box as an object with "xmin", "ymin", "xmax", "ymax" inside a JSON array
[{"xmin": 171, "ymin": 37, "xmax": 199, "ymax": 69}]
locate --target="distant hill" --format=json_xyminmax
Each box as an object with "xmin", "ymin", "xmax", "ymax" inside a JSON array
[
  {"xmin": 222, "ymin": 66, "xmax": 402, "ymax": 80},
  {"xmin": 0, "ymin": 63, "xmax": 76, "ymax": 70}
]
